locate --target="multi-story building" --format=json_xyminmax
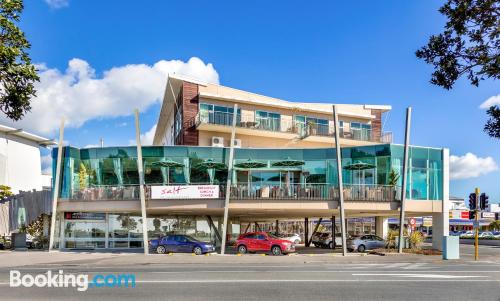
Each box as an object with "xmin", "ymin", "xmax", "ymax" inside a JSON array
[
  {"xmin": 0, "ymin": 124, "xmax": 55, "ymax": 236},
  {"xmin": 51, "ymin": 75, "xmax": 450, "ymax": 252},
  {"xmin": 153, "ymin": 75, "xmax": 392, "ymax": 148}
]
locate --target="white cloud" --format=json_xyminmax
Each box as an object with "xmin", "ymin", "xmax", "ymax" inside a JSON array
[
  {"xmin": 0, "ymin": 57, "xmax": 219, "ymax": 134},
  {"xmin": 450, "ymin": 153, "xmax": 498, "ymax": 180},
  {"xmin": 129, "ymin": 124, "xmax": 157, "ymax": 146},
  {"xmin": 44, "ymin": 0, "xmax": 69, "ymax": 9},
  {"xmin": 479, "ymin": 94, "xmax": 500, "ymax": 109},
  {"xmin": 41, "ymin": 153, "xmax": 52, "ymax": 175}
]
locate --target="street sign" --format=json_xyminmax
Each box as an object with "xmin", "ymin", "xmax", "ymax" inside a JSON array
[
  {"xmin": 409, "ymin": 218, "xmax": 416, "ymax": 226},
  {"xmin": 481, "ymin": 212, "xmax": 495, "ymax": 219},
  {"xmin": 473, "ymin": 220, "xmax": 480, "ymax": 229},
  {"xmin": 422, "ymin": 217, "xmax": 432, "ymax": 227}
]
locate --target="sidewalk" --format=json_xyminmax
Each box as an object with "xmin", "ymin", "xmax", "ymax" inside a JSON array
[{"xmin": 0, "ymin": 249, "xmax": 444, "ymax": 268}]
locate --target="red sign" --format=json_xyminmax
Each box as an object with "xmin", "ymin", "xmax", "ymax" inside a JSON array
[
  {"xmin": 409, "ymin": 218, "xmax": 416, "ymax": 226},
  {"xmin": 461, "ymin": 211, "xmax": 470, "ymax": 219}
]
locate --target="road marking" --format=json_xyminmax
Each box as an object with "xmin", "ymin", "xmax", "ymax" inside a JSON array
[{"xmin": 352, "ymin": 273, "xmax": 487, "ymax": 279}]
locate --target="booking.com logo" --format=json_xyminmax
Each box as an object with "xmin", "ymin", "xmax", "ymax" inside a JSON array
[{"xmin": 10, "ymin": 270, "xmax": 136, "ymax": 292}]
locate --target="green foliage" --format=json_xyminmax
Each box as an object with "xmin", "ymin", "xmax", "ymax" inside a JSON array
[
  {"xmin": 78, "ymin": 163, "xmax": 89, "ymax": 190},
  {"xmin": 0, "ymin": 185, "xmax": 13, "ymax": 199},
  {"xmin": 484, "ymin": 105, "xmax": 500, "ymax": 139},
  {"xmin": 489, "ymin": 220, "xmax": 500, "ymax": 231},
  {"xmin": 386, "ymin": 228, "xmax": 409, "ymax": 249},
  {"xmin": 0, "ymin": 0, "xmax": 39, "ymax": 120},
  {"xmin": 388, "ymin": 169, "xmax": 400, "ymax": 187},
  {"xmin": 416, "ymin": 0, "xmax": 499, "ymax": 90},
  {"xmin": 409, "ymin": 231, "xmax": 424, "ymax": 250}
]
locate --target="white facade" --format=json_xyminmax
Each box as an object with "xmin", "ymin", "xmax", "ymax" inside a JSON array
[{"xmin": 0, "ymin": 124, "xmax": 55, "ymax": 193}]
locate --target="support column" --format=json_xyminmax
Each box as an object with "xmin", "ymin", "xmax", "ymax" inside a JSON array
[
  {"xmin": 49, "ymin": 119, "xmax": 64, "ymax": 251},
  {"xmin": 221, "ymin": 104, "xmax": 238, "ymax": 255},
  {"xmin": 332, "ymin": 105, "xmax": 347, "ymax": 256},
  {"xmin": 398, "ymin": 107, "xmax": 412, "ymax": 253},
  {"xmin": 433, "ymin": 148, "xmax": 450, "ymax": 251},
  {"xmin": 134, "ymin": 109, "xmax": 149, "ymax": 255},
  {"xmin": 375, "ymin": 216, "xmax": 389, "ymax": 239},
  {"xmin": 304, "ymin": 218, "xmax": 309, "ymax": 247},
  {"xmin": 42, "ymin": 214, "xmax": 50, "ymax": 237},
  {"xmin": 331, "ymin": 216, "xmax": 336, "ymax": 249}
]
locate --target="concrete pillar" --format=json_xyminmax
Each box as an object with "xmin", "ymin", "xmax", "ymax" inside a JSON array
[
  {"xmin": 375, "ymin": 216, "xmax": 389, "ymax": 239},
  {"xmin": 432, "ymin": 148, "xmax": 450, "ymax": 251},
  {"xmin": 42, "ymin": 214, "xmax": 50, "ymax": 237}
]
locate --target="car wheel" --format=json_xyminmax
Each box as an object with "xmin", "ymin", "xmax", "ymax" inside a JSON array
[
  {"xmin": 237, "ymin": 245, "xmax": 248, "ymax": 254},
  {"xmin": 328, "ymin": 242, "xmax": 333, "ymax": 249},
  {"xmin": 294, "ymin": 239, "xmax": 300, "ymax": 244},
  {"xmin": 357, "ymin": 245, "xmax": 366, "ymax": 253},
  {"xmin": 271, "ymin": 245, "xmax": 282, "ymax": 256},
  {"xmin": 193, "ymin": 246, "xmax": 203, "ymax": 255},
  {"xmin": 156, "ymin": 245, "xmax": 166, "ymax": 254}
]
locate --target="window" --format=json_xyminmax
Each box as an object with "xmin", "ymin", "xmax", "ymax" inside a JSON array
[
  {"xmin": 294, "ymin": 116, "xmax": 330, "ymax": 136},
  {"xmin": 256, "ymin": 111, "xmax": 280, "ymax": 131},
  {"xmin": 350, "ymin": 122, "xmax": 371, "ymax": 141},
  {"xmin": 199, "ymin": 103, "xmax": 241, "ymax": 126},
  {"xmin": 257, "ymin": 234, "xmax": 266, "ymax": 240},
  {"xmin": 174, "ymin": 108, "xmax": 182, "ymax": 139}
]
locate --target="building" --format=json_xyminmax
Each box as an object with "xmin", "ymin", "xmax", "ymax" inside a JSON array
[
  {"xmin": 153, "ymin": 75, "xmax": 393, "ymax": 148},
  {"xmin": 50, "ymin": 76, "xmax": 450, "ymax": 251},
  {"xmin": 0, "ymin": 124, "xmax": 55, "ymax": 236}
]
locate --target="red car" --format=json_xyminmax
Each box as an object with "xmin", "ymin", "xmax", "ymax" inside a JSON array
[{"xmin": 235, "ymin": 232, "xmax": 295, "ymax": 255}]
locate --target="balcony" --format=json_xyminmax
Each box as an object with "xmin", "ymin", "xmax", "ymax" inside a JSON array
[
  {"xmin": 195, "ymin": 111, "xmax": 391, "ymax": 143},
  {"xmin": 63, "ymin": 184, "xmax": 400, "ymax": 202}
]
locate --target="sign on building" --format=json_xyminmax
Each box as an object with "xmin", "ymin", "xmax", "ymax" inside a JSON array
[
  {"xmin": 65, "ymin": 212, "xmax": 106, "ymax": 220},
  {"xmin": 151, "ymin": 185, "xmax": 220, "ymax": 199}
]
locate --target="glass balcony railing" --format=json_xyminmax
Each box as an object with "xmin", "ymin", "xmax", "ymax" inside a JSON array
[
  {"xmin": 62, "ymin": 184, "xmax": 400, "ymax": 202},
  {"xmin": 196, "ymin": 110, "xmax": 391, "ymax": 143}
]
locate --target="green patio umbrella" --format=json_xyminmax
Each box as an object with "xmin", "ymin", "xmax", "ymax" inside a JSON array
[
  {"xmin": 343, "ymin": 161, "xmax": 376, "ymax": 171},
  {"xmin": 234, "ymin": 159, "xmax": 267, "ymax": 189},
  {"xmin": 271, "ymin": 157, "xmax": 305, "ymax": 167},
  {"xmin": 234, "ymin": 158, "xmax": 267, "ymax": 169},
  {"xmin": 343, "ymin": 160, "xmax": 376, "ymax": 189},
  {"xmin": 193, "ymin": 159, "xmax": 227, "ymax": 184},
  {"xmin": 272, "ymin": 157, "xmax": 305, "ymax": 194},
  {"xmin": 151, "ymin": 159, "xmax": 184, "ymax": 184}
]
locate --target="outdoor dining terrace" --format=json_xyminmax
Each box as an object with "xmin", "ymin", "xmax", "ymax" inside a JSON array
[{"xmin": 63, "ymin": 183, "xmax": 401, "ymax": 202}]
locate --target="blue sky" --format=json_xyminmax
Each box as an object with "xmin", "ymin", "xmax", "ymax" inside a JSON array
[{"xmin": 3, "ymin": 0, "xmax": 499, "ymax": 202}]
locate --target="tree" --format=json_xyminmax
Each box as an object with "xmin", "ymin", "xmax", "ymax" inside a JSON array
[
  {"xmin": 0, "ymin": 185, "xmax": 13, "ymax": 200},
  {"xmin": 416, "ymin": 0, "xmax": 499, "ymax": 138},
  {"xmin": 0, "ymin": 0, "xmax": 39, "ymax": 121},
  {"xmin": 489, "ymin": 220, "xmax": 500, "ymax": 231},
  {"xmin": 484, "ymin": 105, "xmax": 500, "ymax": 138},
  {"xmin": 416, "ymin": 0, "xmax": 499, "ymax": 89}
]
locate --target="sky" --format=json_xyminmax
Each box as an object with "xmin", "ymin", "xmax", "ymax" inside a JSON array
[{"xmin": 1, "ymin": 0, "xmax": 499, "ymax": 203}]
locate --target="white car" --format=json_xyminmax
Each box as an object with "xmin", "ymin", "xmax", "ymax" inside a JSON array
[
  {"xmin": 279, "ymin": 233, "xmax": 302, "ymax": 244},
  {"xmin": 323, "ymin": 233, "xmax": 343, "ymax": 249},
  {"xmin": 459, "ymin": 231, "xmax": 474, "ymax": 238},
  {"xmin": 478, "ymin": 231, "xmax": 493, "ymax": 238}
]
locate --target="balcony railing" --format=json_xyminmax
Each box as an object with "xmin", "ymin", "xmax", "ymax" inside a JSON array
[
  {"xmin": 195, "ymin": 111, "xmax": 390, "ymax": 142},
  {"xmin": 61, "ymin": 184, "xmax": 400, "ymax": 202}
]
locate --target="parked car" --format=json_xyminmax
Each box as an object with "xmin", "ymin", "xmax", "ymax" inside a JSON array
[
  {"xmin": 277, "ymin": 233, "xmax": 302, "ymax": 244},
  {"xmin": 492, "ymin": 231, "xmax": 500, "ymax": 238},
  {"xmin": 311, "ymin": 232, "xmax": 330, "ymax": 248},
  {"xmin": 478, "ymin": 231, "xmax": 494, "ymax": 238},
  {"xmin": 322, "ymin": 233, "xmax": 343, "ymax": 249},
  {"xmin": 236, "ymin": 232, "xmax": 295, "ymax": 255},
  {"xmin": 460, "ymin": 231, "xmax": 475, "ymax": 238},
  {"xmin": 347, "ymin": 235, "xmax": 386, "ymax": 252},
  {"xmin": 149, "ymin": 234, "xmax": 215, "ymax": 255}
]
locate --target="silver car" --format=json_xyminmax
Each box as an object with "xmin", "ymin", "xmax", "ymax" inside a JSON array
[{"xmin": 347, "ymin": 235, "xmax": 386, "ymax": 252}]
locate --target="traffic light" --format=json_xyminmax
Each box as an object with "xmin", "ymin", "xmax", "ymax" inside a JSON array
[
  {"xmin": 479, "ymin": 193, "xmax": 489, "ymax": 210},
  {"xmin": 469, "ymin": 210, "xmax": 476, "ymax": 220},
  {"xmin": 469, "ymin": 193, "xmax": 477, "ymax": 210}
]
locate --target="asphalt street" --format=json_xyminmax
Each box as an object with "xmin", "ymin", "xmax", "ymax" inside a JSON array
[{"xmin": 0, "ymin": 244, "xmax": 498, "ymax": 301}]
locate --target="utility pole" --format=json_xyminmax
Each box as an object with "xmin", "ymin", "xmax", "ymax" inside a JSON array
[
  {"xmin": 474, "ymin": 187, "xmax": 479, "ymax": 261},
  {"xmin": 398, "ymin": 107, "xmax": 412, "ymax": 253},
  {"xmin": 332, "ymin": 105, "xmax": 347, "ymax": 256},
  {"xmin": 221, "ymin": 104, "xmax": 238, "ymax": 255},
  {"xmin": 135, "ymin": 109, "xmax": 149, "ymax": 255}
]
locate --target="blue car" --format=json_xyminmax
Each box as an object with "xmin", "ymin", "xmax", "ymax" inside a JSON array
[{"xmin": 149, "ymin": 234, "xmax": 215, "ymax": 255}]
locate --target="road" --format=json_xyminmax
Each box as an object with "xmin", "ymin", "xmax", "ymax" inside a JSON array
[{"xmin": 0, "ymin": 244, "xmax": 498, "ymax": 301}]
